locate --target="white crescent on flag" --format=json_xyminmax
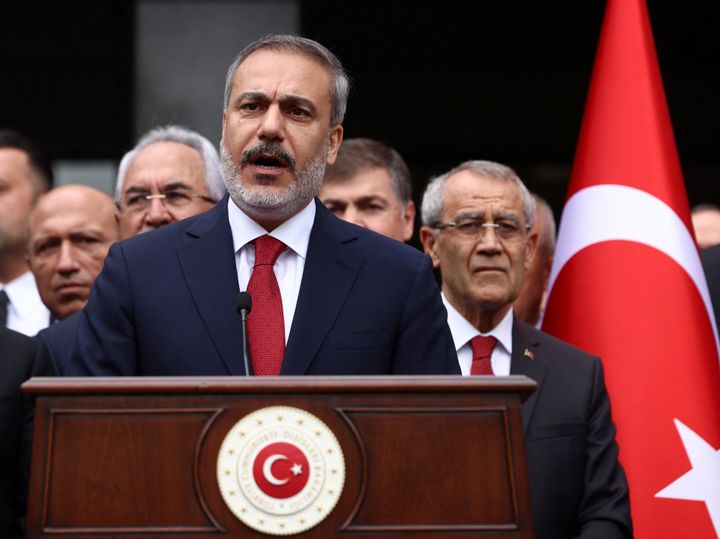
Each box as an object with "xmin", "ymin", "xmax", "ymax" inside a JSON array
[
  {"xmin": 547, "ymin": 183, "xmax": 720, "ymax": 356},
  {"xmin": 541, "ymin": 0, "xmax": 720, "ymax": 536}
]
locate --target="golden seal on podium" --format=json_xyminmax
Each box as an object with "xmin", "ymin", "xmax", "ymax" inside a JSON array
[{"xmin": 217, "ymin": 405, "xmax": 345, "ymax": 535}]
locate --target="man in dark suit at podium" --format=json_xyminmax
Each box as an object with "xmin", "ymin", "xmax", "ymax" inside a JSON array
[
  {"xmin": 0, "ymin": 327, "xmax": 54, "ymax": 538},
  {"xmin": 67, "ymin": 35, "xmax": 458, "ymax": 377},
  {"xmin": 419, "ymin": 160, "xmax": 632, "ymax": 539}
]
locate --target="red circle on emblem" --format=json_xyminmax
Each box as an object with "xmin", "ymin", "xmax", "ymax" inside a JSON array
[{"xmin": 252, "ymin": 442, "xmax": 310, "ymax": 499}]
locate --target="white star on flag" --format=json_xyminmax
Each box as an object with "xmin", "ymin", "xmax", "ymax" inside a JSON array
[
  {"xmin": 541, "ymin": 0, "xmax": 720, "ymax": 535},
  {"xmin": 290, "ymin": 463, "xmax": 303, "ymax": 476},
  {"xmin": 655, "ymin": 419, "xmax": 720, "ymax": 537}
]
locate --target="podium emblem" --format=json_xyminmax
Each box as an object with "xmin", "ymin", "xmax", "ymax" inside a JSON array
[{"xmin": 217, "ymin": 406, "xmax": 345, "ymax": 535}]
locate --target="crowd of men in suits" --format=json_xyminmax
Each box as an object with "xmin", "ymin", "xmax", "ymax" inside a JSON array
[{"xmin": 13, "ymin": 32, "xmax": 720, "ymax": 538}]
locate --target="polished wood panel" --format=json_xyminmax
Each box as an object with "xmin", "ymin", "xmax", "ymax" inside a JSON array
[{"xmin": 24, "ymin": 376, "xmax": 535, "ymax": 538}]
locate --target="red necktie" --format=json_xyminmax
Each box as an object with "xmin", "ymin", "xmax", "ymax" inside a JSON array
[
  {"xmin": 470, "ymin": 335, "xmax": 497, "ymax": 375},
  {"xmin": 247, "ymin": 236, "xmax": 286, "ymax": 375}
]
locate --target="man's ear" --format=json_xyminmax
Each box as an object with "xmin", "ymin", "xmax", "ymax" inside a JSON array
[
  {"xmin": 543, "ymin": 254, "xmax": 554, "ymax": 281},
  {"xmin": 402, "ymin": 200, "xmax": 416, "ymax": 243},
  {"xmin": 524, "ymin": 231, "xmax": 538, "ymax": 271},
  {"xmin": 325, "ymin": 125, "xmax": 344, "ymax": 165},
  {"xmin": 419, "ymin": 226, "xmax": 441, "ymax": 268}
]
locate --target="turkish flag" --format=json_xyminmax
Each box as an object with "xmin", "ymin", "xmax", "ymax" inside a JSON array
[{"xmin": 541, "ymin": 0, "xmax": 720, "ymax": 537}]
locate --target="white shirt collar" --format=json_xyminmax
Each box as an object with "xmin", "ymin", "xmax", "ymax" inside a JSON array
[
  {"xmin": 227, "ymin": 197, "xmax": 316, "ymax": 258},
  {"xmin": 442, "ymin": 293, "xmax": 514, "ymax": 356},
  {"xmin": 3, "ymin": 270, "xmax": 44, "ymax": 318}
]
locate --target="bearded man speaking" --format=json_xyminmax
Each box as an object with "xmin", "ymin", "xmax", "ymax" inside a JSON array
[{"xmin": 67, "ymin": 35, "xmax": 458, "ymax": 377}]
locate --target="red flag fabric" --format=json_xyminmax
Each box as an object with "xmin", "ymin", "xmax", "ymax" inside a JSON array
[{"xmin": 542, "ymin": 1, "xmax": 720, "ymax": 537}]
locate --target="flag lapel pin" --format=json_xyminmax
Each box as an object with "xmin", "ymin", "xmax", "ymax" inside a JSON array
[{"xmin": 524, "ymin": 348, "xmax": 535, "ymax": 360}]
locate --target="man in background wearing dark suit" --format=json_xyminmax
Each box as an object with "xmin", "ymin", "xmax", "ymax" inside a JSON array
[
  {"xmin": 67, "ymin": 35, "xmax": 458, "ymax": 377},
  {"xmin": 419, "ymin": 160, "xmax": 631, "ymax": 538},
  {"xmin": 701, "ymin": 243, "xmax": 720, "ymax": 328},
  {"xmin": 37, "ymin": 126, "xmax": 223, "ymax": 374},
  {"xmin": 0, "ymin": 327, "xmax": 54, "ymax": 538}
]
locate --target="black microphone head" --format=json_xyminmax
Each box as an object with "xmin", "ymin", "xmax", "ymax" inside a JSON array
[{"xmin": 236, "ymin": 291, "xmax": 252, "ymax": 314}]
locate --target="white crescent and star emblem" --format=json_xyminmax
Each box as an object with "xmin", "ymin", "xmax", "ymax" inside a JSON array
[
  {"xmin": 217, "ymin": 406, "xmax": 345, "ymax": 536},
  {"xmin": 262, "ymin": 454, "xmax": 304, "ymax": 485}
]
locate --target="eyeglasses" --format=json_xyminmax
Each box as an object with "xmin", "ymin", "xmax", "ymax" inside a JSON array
[
  {"xmin": 121, "ymin": 190, "xmax": 216, "ymax": 214},
  {"xmin": 433, "ymin": 218, "xmax": 530, "ymax": 242}
]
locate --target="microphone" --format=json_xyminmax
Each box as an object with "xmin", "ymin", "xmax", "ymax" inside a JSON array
[{"xmin": 236, "ymin": 292, "xmax": 252, "ymax": 376}]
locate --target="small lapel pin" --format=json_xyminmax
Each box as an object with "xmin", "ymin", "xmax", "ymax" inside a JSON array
[{"xmin": 524, "ymin": 348, "xmax": 535, "ymax": 360}]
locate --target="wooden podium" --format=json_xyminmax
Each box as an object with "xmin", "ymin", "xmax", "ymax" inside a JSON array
[{"xmin": 23, "ymin": 376, "xmax": 536, "ymax": 538}]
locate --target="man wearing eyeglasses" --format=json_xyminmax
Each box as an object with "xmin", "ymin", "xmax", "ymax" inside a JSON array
[
  {"xmin": 37, "ymin": 126, "xmax": 224, "ymax": 374},
  {"xmin": 115, "ymin": 125, "xmax": 226, "ymax": 239},
  {"xmin": 419, "ymin": 161, "xmax": 631, "ymax": 539}
]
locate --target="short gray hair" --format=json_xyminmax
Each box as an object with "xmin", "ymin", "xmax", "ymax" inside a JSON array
[
  {"xmin": 421, "ymin": 160, "xmax": 535, "ymax": 228},
  {"xmin": 115, "ymin": 125, "xmax": 226, "ymax": 201},
  {"xmin": 223, "ymin": 34, "xmax": 350, "ymax": 127},
  {"xmin": 324, "ymin": 138, "xmax": 412, "ymax": 205}
]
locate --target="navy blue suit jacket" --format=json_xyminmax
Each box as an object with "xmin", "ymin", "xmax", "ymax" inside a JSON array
[
  {"xmin": 511, "ymin": 321, "xmax": 632, "ymax": 539},
  {"xmin": 36, "ymin": 312, "xmax": 80, "ymax": 376},
  {"xmin": 66, "ymin": 197, "xmax": 459, "ymax": 376},
  {"xmin": 701, "ymin": 244, "xmax": 720, "ymax": 328}
]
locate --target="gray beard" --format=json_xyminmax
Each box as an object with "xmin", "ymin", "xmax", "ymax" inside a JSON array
[{"xmin": 220, "ymin": 140, "xmax": 327, "ymax": 225}]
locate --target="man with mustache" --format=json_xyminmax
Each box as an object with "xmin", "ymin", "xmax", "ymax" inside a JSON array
[
  {"xmin": 67, "ymin": 35, "xmax": 458, "ymax": 377},
  {"xmin": 419, "ymin": 160, "xmax": 631, "ymax": 538}
]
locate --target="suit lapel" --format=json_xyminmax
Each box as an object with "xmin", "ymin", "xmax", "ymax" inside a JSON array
[
  {"xmin": 510, "ymin": 320, "xmax": 546, "ymax": 435},
  {"xmin": 282, "ymin": 201, "xmax": 363, "ymax": 374},
  {"xmin": 177, "ymin": 197, "xmax": 245, "ymax": 375}
]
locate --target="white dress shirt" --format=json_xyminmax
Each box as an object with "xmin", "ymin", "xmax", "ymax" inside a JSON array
[
  {"xmin": 442, "ymin": 293, "xmax": 513, "ymax": 376},
  {"xmin": 1, "ymin": 270, "xmax": 51, "ymax": 336},
  {"xmin": 227, "ymin": 198, "xmax": 315, "ymax": 344}
]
